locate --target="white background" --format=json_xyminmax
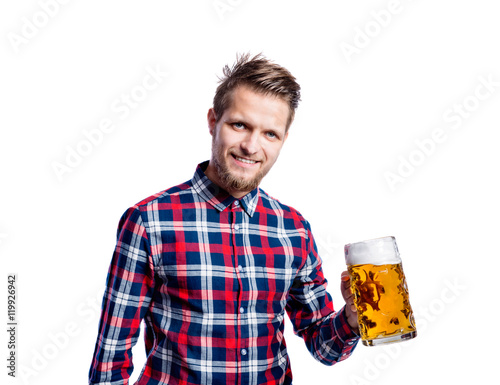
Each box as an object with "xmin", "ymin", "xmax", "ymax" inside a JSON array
[{"xmin": 1, "ymin": 0, "xmax": 499, "ymax": 384}]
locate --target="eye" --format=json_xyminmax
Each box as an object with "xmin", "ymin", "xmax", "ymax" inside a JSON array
[
  {"xmin": 232, "ymin": 122, "xmax": 245, "ymax": 130},
  {"xmin": 266, "ymin": 131, "xmax": 278, "ymax": 140}
]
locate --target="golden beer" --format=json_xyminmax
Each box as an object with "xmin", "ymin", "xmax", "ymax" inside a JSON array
[{"xmin": 345, "ymin": 237, "xmax": 417, "ymax": 346}]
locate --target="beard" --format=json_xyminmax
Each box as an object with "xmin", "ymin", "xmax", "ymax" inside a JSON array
[{"xmin": 211, "ymin": 137, "xmax": 267, "ymax": 193}]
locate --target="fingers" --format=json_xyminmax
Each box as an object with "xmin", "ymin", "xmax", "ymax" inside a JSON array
[
  {"xmin": 344, "ymin": 292, "xmax": 357, "ymax": 313},
  {"xmin": 340, "ymin": 271, "xmax": 352, "ymax": 301},
  {"xmin": 340, "ymin": 271, "xmax": 351, "ymax": 292},
  {"xmin": 340, "ymin": 271, "xmax": 358, "ymax": 314},
  {"xmin": 345, "ymin": 291, "xmax": 357, "ymax": 312}
]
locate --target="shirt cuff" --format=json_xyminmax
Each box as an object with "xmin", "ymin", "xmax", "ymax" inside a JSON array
[{"xmin": 334, "ymin": 305, "xmax": 360, "ymax": 361}]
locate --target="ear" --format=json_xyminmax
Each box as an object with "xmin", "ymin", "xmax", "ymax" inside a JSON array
[
  {"xmin": 283, "ymin": 130, "xmax": 289, "ymax": 144},
  {"xmin": 207, "ymin": 108, "xmax": 217, "ymax": 136}
]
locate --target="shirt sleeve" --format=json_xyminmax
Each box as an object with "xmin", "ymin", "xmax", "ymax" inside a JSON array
[
  {"xmin": 89, "ymin": 207, "xmax": 155, "ymax": 384},
  {"xmin": 285, "ymin": 221, "xmax": 360, "ymax": 365}
]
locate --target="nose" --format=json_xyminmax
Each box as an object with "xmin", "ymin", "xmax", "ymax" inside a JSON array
[{"xmin": 240, "ymin": 131, "xmax": 260, "ymax": 155}]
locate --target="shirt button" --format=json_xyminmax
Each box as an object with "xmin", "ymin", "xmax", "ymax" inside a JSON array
[
  {"xmin": 239, "ymin": 307, "xmax": 245, "ymax": 314},
  {"xmin": 234, "ymin": 201, "xmax": 240, "ymax": 206},
  {"xmin": 241, "ymin": 349, "xmax": 247, "ymax": 356},
  {"xmin": 234, "ymin": 224, "xmax": 240, "ymax": 231},
  {"xmin": 238, "ymin": 265, "xmax": 243, "ymax": 272}
]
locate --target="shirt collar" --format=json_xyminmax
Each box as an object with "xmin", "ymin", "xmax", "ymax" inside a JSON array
[{"xmin": 192, "ymin": 161, "xmax": 259, "ymax": 217}]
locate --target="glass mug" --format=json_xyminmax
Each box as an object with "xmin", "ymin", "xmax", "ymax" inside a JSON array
[{"xmin": 344, "ymin": 236, "xmax": 417, "ymax": 346}]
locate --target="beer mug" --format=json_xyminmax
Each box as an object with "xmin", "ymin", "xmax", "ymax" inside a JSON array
[{"xmin": 344, "ymin": 236, "xmax": 417, "ymax": 346}]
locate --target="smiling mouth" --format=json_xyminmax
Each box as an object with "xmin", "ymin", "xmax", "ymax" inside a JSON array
[{"xmin": 233, "ymin": 155, "xmax": 259, "ymax": 165}]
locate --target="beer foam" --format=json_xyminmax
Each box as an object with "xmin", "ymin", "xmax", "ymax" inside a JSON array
[{"xmin": 344, "ymin": 236, "xmax": 402, "ymax": 266}]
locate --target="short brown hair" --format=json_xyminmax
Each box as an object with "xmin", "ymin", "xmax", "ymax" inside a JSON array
[{"xmin": 213, "ymin": 53, "xmax": 301, "ymax": 130}]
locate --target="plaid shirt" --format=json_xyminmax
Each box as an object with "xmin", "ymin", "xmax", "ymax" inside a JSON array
[{"xmin": 89, "ymin": 162, "xmax": 359, "ymax": 385}]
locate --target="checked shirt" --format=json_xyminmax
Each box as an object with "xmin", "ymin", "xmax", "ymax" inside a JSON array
[{"xmin": 89, "ymin": 161, "xmax": 359, "ymax": 385}]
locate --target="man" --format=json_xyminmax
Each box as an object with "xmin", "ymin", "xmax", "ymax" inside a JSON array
[{"xmin": 89, "ymin": 53, "xmax": 360, "ymax": 385}]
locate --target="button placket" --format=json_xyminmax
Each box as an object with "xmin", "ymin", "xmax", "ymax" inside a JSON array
[{"xmin": 231, "ymin": 202, "xmax": 251, "ymax": 365}]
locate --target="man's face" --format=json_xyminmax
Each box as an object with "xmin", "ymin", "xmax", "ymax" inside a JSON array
[{"xmin": 206, "ymin": 85, "xmax": 290, "ymax": 198}]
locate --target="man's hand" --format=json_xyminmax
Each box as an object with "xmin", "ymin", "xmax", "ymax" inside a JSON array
[{"xmin": 341, "ymin": 271, "xmax": 359, "ymax": 331}]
